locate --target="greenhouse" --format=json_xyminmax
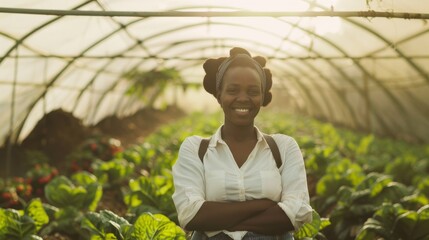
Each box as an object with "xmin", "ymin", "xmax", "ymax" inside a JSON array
[{"xmin": 0, "ymin": 0, "xmax": 428, "ymax": 239}]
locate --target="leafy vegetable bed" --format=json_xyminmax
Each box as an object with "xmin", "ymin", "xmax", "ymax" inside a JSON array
[{"xmin": 1, "ymin": 110, "xmax": 428, "ymax": 240}]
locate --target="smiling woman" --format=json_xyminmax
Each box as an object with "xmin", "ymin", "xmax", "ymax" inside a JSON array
[{"xmin": 172, "ymin": 47, "xmax": 313, "ymax": 240}]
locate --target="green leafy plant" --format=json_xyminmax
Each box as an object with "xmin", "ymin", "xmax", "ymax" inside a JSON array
[
  {"xmin": 130, "ymin": 212, "xmax": 185, "ymax": 239},
  {"xmin": 82, "ymin": 210, "xmax": 132, "ymax": 239},
  {"xmin": 41, "ymin": 172, "xmax": 102, "ymax": 237},
  {"xmin": 124, "ymin": 67, "xmax": 184, "ymax": 106},
  {"xmin": 323, "ymin": 173, "xmax": 422, "ymax": 240},
  {"xmin": 44, "ymin": 174, "xmax": 102, "ymax": 211},
  {"xmin": 82, "ymin": 210, "xmax": 185, "ymax": 240},
  {"xmin": 123, "ymin": 173, "xmax": 177, "ymax": 223},
  {"xmin": 0, "ymin": 198, "xmax": 48, "ymax": 240},
  {"xmin": 357, "ymin": 203, "xmax": 429, "ymax": 240},
  {"xmin": 92, "ymin": 158, "xmax": 135, "ymax": 188},
  {"xmin": 385, "ymin": 155, "xmax": 429, "ymax": 186},
  {"xmin": 294, "ymin": 210, "xmax": 330, "ymax": 240},
  {"xmin": 311, "ymin": 158, "xmax": 365, "ymax": 215}
]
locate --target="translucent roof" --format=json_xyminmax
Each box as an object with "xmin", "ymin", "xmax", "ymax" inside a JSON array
[{"xmin": 1, "ymin": 0, "xmax": 429, "ymax": 146}]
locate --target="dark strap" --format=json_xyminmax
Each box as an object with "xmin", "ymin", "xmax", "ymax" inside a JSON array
[
  {"xmin": 198, "ymin": 138, "xmax": 210, "ymax": 161},
  {"xmin": 263, "ymin": 134, "xmax": 282, "ymax": 168},
  {"xmin": 198, "ymin": 135, "xmax": 282, "ymax": 168}
]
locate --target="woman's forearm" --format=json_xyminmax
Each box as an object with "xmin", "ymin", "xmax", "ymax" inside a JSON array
[
  {"xmin": 228, "ymin": 204, "xmax": 294, "ymax": 235},
  {"xmin": 185, "ymin": 199, "xmax": 277, "ymax": 231}
]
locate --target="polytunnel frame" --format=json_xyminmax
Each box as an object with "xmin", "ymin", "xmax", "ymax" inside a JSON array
[
  {"xmin": 18, "ymin": 18, "xmax": 358, "ymax": 141},
  {"xmin": 1, "ymin": 3, "xmax": 428, "ymax": 170},
  {"xmin": 4, "ymin": 5, "xmax": 409, "ymax": 144}
]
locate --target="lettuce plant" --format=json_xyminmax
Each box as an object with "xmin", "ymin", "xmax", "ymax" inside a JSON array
[
  {"xmin": 41, "ymin": 172, "xmax": 102, "ymax": 237},
  {"xmin": 0, "ymin": 198, "xmax": 48, "ymax": 240},
  {"xmin": 357, "ymin": 203, "xmax": 429, "ymax": 240},
  {"xmin": 92, "ymin": 158, "xmax": 135, "ymax": 188},
  {"xmin": 45, "ymin": 173, "xmax": 102, "ymax": 211},
  {"xmin": 82, "ymin": 210, "xmax": 185, "ymax": 240},
  {"xmin": 123, "ymin": 174, "xmax": 177, "ymax": 223},
  {"xmin": 294, "ymin": 210, "xmax": 330, "ymax": 240}
]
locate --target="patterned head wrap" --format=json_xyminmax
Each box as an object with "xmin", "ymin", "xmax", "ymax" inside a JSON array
[{"xmin": 215, "ymin": 54, "xmax": 266, "ymax": 98}]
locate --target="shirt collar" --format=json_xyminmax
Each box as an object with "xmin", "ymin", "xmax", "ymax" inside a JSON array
[{"xmin": 209, "ymin": 125, "xmax": 270, "ymax": 149}]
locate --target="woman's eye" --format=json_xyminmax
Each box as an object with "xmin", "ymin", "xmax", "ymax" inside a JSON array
[
  {"xmin": 249, "ymin": 90, "xmax": 260, "ymax": 96},
  {"xmin": 226, "ymin": 89, "xmax": 238, "ymax": 94}
]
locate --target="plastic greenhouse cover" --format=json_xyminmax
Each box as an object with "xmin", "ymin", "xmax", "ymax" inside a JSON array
[{"xmin": 0, "ymin": 0, "xmax": 429, "ymax": 146}]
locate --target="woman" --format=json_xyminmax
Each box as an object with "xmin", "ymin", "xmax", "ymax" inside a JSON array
[{"xmin": 172, "ymin": 47, "xmax": 312, "ymax": 240}]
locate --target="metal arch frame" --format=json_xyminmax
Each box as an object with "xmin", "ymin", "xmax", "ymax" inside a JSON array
[
  {"xmin": 72, "ymin": 12, "xmax": 420, "ymax": 134},
  {"xmin": 111, "ymin": 38, "xmax": 377, "ymax": 130},
  {"xmin": 126, "ymin": 18, "xmax": 397, "ymax": 131},
  {"xmin": 362, "ymin": 28, "xmax": 429, "ymax": 113},
  {"xmin": 269, "ymin": 15, "xmax": 403, "ymax": 134},
  {"xmin": 301, "ymin": 0, "xmax": 428, "ymax": 130},
  {"xmin": 302, "ymin": 0, "xmax": 429, "ymax": 84},
  {"xmin": 114, "ymin": 45, "xmax": 326, "ymax": 119},
  {"xmin": 4, "ymin": 4, "xmax": 427, "ymax": 142},
  {"xmin": 15, "ymin": 17, "xmax": 395, "ymax": 141},
  {"xmin": 76, "ymin": 39, "xmax": 328, "ymax": 126},
  {"xmin": 0, "ymin": 32, "xmax": 48, "ymax": 59},
  {"xmin": 0, "ymin": 0, "xmax": 95, "ymax": 65},
  {"xmin": 82, "ymin": 30, "xmax": 361, "ymax": 129}
]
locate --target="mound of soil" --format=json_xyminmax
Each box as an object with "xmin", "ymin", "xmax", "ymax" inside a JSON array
[{"xmin": 1, "ymin": 106, "xmax": 185, "ymax": 177}]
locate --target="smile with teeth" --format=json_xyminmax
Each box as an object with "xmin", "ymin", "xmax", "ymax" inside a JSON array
[{"xmin": 235, "ymin": 108, "xmax": 250, "ymax": 112}]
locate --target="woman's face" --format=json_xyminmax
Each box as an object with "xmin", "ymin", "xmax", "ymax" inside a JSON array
[{"xmin": 217, "ymin": 66, "xmax": 263, "ymax": 127}]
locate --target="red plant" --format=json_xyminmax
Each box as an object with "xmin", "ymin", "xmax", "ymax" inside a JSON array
[
  {"xmin": 0, "ymin": 178, "xmax": 33, "ymax": 209},
  {"xmin": 26, "ymin": 163, "xmax": 59, "ymax": 197}
]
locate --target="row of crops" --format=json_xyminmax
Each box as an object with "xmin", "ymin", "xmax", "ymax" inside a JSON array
[{"xmin": 1, "ymin": 110, "xmax": 429, "ymax": 239}]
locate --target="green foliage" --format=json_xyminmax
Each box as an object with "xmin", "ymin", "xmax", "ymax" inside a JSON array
[
  {"xmin": 92, "ymin": 158, "xmax": 135, "ymax": 188},
  {"xmin": 0, "ymin": 198, "xmax": 48, "ymax": 240},
  {"xmin": 123, "ymin": 173, "xmax": 176, "ymax": 223},
  {"xmin": 385, "ymin": 155, "xmax": 429, "ymax": 185},
  {"xmin": 82, "ymin": 210, "xmax": 185, "ymax": 240},
  {"xmin": 82, "ymin": 210, "xmax": 132, "ymax": 240},
  {"xmin": 294, "ymin": 210, "xmax": 330, "ymax": 240},
  {"xmin": 312, "ymin": 158, "xmax": 365, "ymax": 214},
  {"xmin": 44, "ymin": 174, "xmax": 102, "ymax": 211},
  {"xmin": 305, "ymin": 146, "xmax": 341, "ymax": 180},
  {"xmin": 324, "ymin": 173, "xmax": 424, "ymax": 240},
  {"xmin": 131, "ymin": 213, "xmax": 185, "ymax": 240},
  {"xmin": 357, "ymin": 204, "xmax": 429, "ymax": 240},
  {"xmin": 42, "ymin": 173, "xmax": 103, "ymax": 238},
  {"xmin": 124, "ymin": 67, "xmax": 184, "ymax": 106}
]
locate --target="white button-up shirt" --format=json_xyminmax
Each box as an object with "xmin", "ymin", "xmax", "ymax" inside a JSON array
[{"xmin": 172, "ymin": 126, "xmax": 312, "ymax": 240}]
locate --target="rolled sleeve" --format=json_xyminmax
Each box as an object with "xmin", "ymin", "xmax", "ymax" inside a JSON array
[
  {"xmin": 172, "ymin": 136, "xmax": 206, "ymax": 228},
  {"xmin": 275, "ymin": 135, "xmax": 313, "ymax": 230}
]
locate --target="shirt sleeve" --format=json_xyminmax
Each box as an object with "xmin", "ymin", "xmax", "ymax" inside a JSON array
[
  {"xmin": 275, "ymin": 135, "xmax": 313, "ymax": 230},
  {"xmin": 172, "ymin": 136, "xmax": 206, "ymax": 229}
]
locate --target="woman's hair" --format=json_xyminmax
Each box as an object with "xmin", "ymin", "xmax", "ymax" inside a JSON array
[{"xmin": 202, "ymin": 47, "xmax": 273, "ymax": 106}]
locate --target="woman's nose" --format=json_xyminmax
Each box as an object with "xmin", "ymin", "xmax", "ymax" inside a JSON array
[{"xmin": 236, "ymin": 91, "xmax": 250, "ymax": 101}]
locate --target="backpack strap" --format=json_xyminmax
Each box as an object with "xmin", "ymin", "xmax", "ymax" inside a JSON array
[
  {"xmin": 263, "ymin": 134, "xmax": 282, "ymax": 168},
  {"xmin": 197, "ymin": 135, "xmax": 282, "ymax": 168},
  {"xmin": 198, "ymin": 138, "xmax": 211, "ymax": 162}
]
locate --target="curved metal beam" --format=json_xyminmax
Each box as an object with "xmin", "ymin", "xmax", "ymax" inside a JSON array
[
  {"xmin": 98, "ymin": 38, "xmax": 365, "ymax": 127},
  {"xmin": 9, "ymin": 3, "xmax": 422, "ymax": 141},
  {"xmin": 2, "ymin": 7, "xmax": 429, "ymax": 19},
  {"xmin": 0, "ymin": 0, "xmax": 94, "ymax": 65}
]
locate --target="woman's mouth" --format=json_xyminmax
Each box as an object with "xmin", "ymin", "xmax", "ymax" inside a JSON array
[{"xmin": 234, "ymin": 108, "xmax": 250, "ymax": 114}]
